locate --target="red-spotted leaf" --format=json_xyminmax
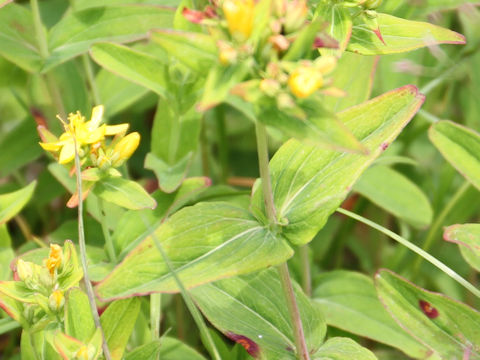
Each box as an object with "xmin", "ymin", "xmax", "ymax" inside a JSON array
[
  {"xmin": 444, "ymin": 224, "xmax": 480, "ymax": 272},
  {"xmin": 348, "ymin": 13, "xmax": 465, "ymax": 55},
  {"xmin": 375, "ymin": 269, "xmax": 480, "ymax": 359}
]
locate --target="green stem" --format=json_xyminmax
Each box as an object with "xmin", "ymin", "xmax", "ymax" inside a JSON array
[
  {"xmin": 143, "ymin": 216, "xmax": 221, "ymax": 360},
  {"xmin": 150, "ymin": 294, "xmax": 162, "ymax": 340},
  {"xmin": 98, "ymin": 198, "xmax": 117, "ymax": 263},
  {"xmin": 215, "ymin": 105, "xmax": 229, "ymax": 183},
  {"xmin": 337, "ymin": 208, "xmax": 480, "ymax": 299},
  {"xmin": 300, "ymin": 245, "xmax": 311, "ymax": 297},
  {"xmin": 28, "ymin": 331, "xmax": 41, "ymax": 360},
  {"xmin": 412, "ymin": 181, "xmax": 470, "ymax": 276},
  {"xmin": 73, "ymin": 138, "xmax": 112, "ymax": 360},
  {"xmin": 82, "ymin": 54, "xmax": 101, "ymax": 106},
  {"xmin": 254, "ymin": 121, "xmax": 310, "ymax": 360}
]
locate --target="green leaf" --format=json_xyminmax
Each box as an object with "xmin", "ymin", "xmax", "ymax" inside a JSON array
[
  {"xmin": 0, "ymin": 181, "xmax": 36, "ymax": 225},
  {"xmin": 0, "ymin": 116, "xmax": 43, "ymax": 177},
  {"xmin": 283, "ymin": 17, "xmax": 324, "ymax": 61},
  {"xmin": 112, "ymin": 177, "xmax": 211, "ymax": 258},
  {"xmin": 64, "ymin": 288, "xmax": 96, "ymax": 343},
  {"xmin": 44, "ymin": 5, "xmax": 174, "ymax": 71},
  {"xmin": 315, "ymin": 3, "xmax": 352, "ymax": 55},
  {"xmin": 322, "ymin": 52, "xmax": 377, "ymax": 112},
  {"xmin": 429, "ymin": 120, "xmax": 480, "ymax": 191},
  {"xmin": 375, "ymin": 269, "xmax": 480, "ymax": 359},
  {"xmin": 90, "ymin": 42, "xmax": 169, "ymax": 98},
  {"xmin": 313, "ymin": 337, "xmax": 377, "ymax": 360},
  {"xmin": 251, "ymin": 85, "xmax": 425, "ymax": 245},
  {"xmin": 93, "ymin": 177, "xmax": 156, "ymax": 210},
  {"xmin": 348, "ymin": 13, "xmax": 465, "ymax": 55},
  {"xmin": 313, "ymin": 271, "xmax": 431, "ymax": 359},
  {"xmin": 145, "ymin": 153, "xmax": 193, "ymax": 193},
  {"xmin": 198, "ymin": 63, "xmax": 250, "ymax": 111},
  {"xmin": 0, "ymin": 225, "xmax": 14, "ymax": 281},
  {"xmin": 101, "ymin": 297, "xmax": 141, "ymax": 360},
  {"xmin": 191, "ymin": 268, "xmax": 325, "ymax": 359},
  {"xmin": 0, "ymin": 3, "xmax": 42, "ymax": 73},
  {"xmin": 125, "ymin": 341, "xmax": 162, "ymax": 360},
  {"xmin": 96, "ymin": 202, "xmax": 293, "ymax": 300},
  {"xmin": 354, "ymin": 165, "xmax": 433, "ymax": 228},
  {"xmin": 444, "ymin": 224, "xmax": 480, "ymax": 272},
  {"xmin": 151, "ymin": 30, "xmax": 218, "ymax": 74},
  {"xmin": 126, "ymin": 338, "xmax": 207, "ymax": 360}
]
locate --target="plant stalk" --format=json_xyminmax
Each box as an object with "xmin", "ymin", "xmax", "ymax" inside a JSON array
[
  {"xmin": 150, "ymin": 294, "xmax": 162, "ymax": 340},
  {"xmin": 254, "ymin": 121, "xmax": 310, "ymax": 360},
  {"xmin": 82, "ymin": 54, "xmax": 101, "ymax": 106},
  {"xmin": 337, "ymin": 207, "xmax": 480, "ymax": 299},
  {"xmin": 412, "ymin": 180, "xmax": 470, "ymax": 275},
  {"xmin": 73, "ymin": 137, "xmax": 112, "ymax": 360},
  {"xmin": 300, "ymin": 245, "xmax": 312, "ymax": 297},
  {"xmin": 98, "ymin": 198, "xmax": 117, "ymax": 263}
]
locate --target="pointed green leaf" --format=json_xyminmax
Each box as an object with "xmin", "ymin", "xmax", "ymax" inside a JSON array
[
  {"xmin": 90, "ymin": 42, "xmax": 168, "ymax": 98},
  {"xmin": 145, "ymin": 153, "xmax": 193, "ymax": 193},
  {"xmin": 93, "ymin": 177, "xmax": 156, "ymax": 210},
  {"xmin": 0, "ymin": 225, "xmax": 14, "ymax": 281},
  {"xmin": 322, "ymin": 52, "xmax": 377, "ymax": 112},
  {"xmin": 0, "ymin": 3, "xmax": 43, "ymax": 73},
  {"xmin": 429, "ymin": 120, "xmax": 480, "ymax": 191},
  {"xmin": 314, "ymin": 271, "xmax": 431, "ymax": 359},
  {"xmin": 283, "ymin": 18, "xmax": 324, "ymax": 61},
  {"xmin": 64, "ymin": 288, "xmax": 95, "ymax": 343},
  {"xmin": 354, "ymin": 165, "xmax": 433, "ymax": 228},
  {"xmin": 101, "ymin": 297, "xmax": 141, "ymax": 360},
  {"xmin": 125, "ymin": 338, "xmax": 206, "ymax": 360},
  {"xmin": 348, "ymin": 13, "xmax": 465, "ymax": 55},
  {"xmin": 315, "ymin": 3, "xmax": 352, "ymax": 55},
  {"xmin": 313, "ymin": 337, "xmax": 377, "ymax": 360},
  {"xmin": 251, "ymin": 85, "xmax": 425, "ymax": 245},
  {"xmin": 96, "ymin": 202, "xmax": 293, "ymax": 300},
  {"xmin": 375, "ymin": 269, "xmax": 480, "ymax": 359},
  {"xmin": 0, "ymin": 181, "xmax": 36, "ymax": 225},
  {"xmin": 45, "ymin": 5, "xmax": 174, "ymax": 71},
  {"xmin": 444, "ymin": 224, "xmax": 480, "ymax": 272},
  {"xmin": 259, "ymin": 98, "xmax": 366, "ymax": 153},
  {"xmin": 191, "ymin": 268, "xmax": 325, "ymax": 359},
  {"xmin": 151, "ymin": 30, "xmax": 218, "ymax": 74}
]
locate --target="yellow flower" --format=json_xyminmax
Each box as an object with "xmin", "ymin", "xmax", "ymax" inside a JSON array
[
  {"xmin": 75, "ymin": 346, "xmax": 90, "ymax": 360},
  {"xmin": 48, "ymin": 290, "xmax": 65, "ymax": 311},
  {"xmin": 222, "ymin": 0, "xmax": 255, "ymax": 40},
  {"xmin": 288, "ymin": 66, "xmax": 323, "ymax": 98},
  {"xmin": 45, "ymin": 244, "xmax": 62, "ymax": 276},
  {"xmin": 39, "ymin": 105, "xmax": 129, "ymax": 164}
]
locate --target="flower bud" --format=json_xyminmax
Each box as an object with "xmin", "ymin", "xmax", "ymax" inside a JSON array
[
  {"xmin": 49, "ymin": 290, "xmax": 65, "ymax": 312},
  {"xmin": 17, "ymin": 260, "xmax": 33, "ymax": 282},
  {"xmin": 112, "ymin": 132, "xmax": 140, "ymax": 166},
  {"xmin": 315, "ymin": 55, "xmax": 337, "ymax": 75},
  {"xmin": 222, "ymin": 0, "xmax": 255, "ymax": 41},
  {"xmin": 45, "ymin": 244, "xmax": 62, "ymax": 276},
  {"xmin": 284, "ymin": 0, "xmax": 308, "ymax": 33},
  {"xmin": 218, "ymin": 42, "xmax": 238, "ymax": 65},
  {"xmin": 75, "ymin": 345, "xmax": 95, "ymax": 360},
  {"xmin": 260, "ymin": 79, "xmax": 280, "ymax": 97},
  {"xmin": 288, "ymin": 66, "xmax": 323, "ymax": 98}
]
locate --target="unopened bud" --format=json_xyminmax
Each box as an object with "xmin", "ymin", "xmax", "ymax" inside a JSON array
[
  {"xmin": 260, "ymin": 79, "xmax": 281, "ymax": 97},
  {"xmin": 288, "ymin": 67, "xmax": 323, "ymax": 98},
  {"xmin": 218, "ymin": 42, "xmax": 238, "ymax": 65},
  {"xmin": 113, "ymin": 132, "xmax": 140, "ymax": 165},
  {"xmin": 45, "ymin": 244, "xmax": 62, "ymax": 276},
  {"xmin": 269, "ymin": 35, "xmax": 290, "ymax": 52},
  {"xmin": 222, "ymin": 0, "xmax": 255, "ymax": 40},
  {"xmin": 315, "ymin": 55, "xmax": 337, "ymax": 75},
  {"xmin": 17, "ymin": 260, "xmax": 33, "ymax": 282},
  {"xmin": 284, "ymin": 0, "xmax": 308, "ymax": 33},
  {"xmin": 75, "ymin": 345, "xmax": 95, "ymax": 360},
  {"xmin": 49, "ymin": 290, "xmax": 65, "ymax": 311}
]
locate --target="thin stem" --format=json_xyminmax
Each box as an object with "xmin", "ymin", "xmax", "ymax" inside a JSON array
[
  {"xmin": 215, "ymin": 105, "xmax": 229, "ymax": 183},
  {"xmin": 337, "ymin": 207, "xmax": 480, "ymax": 299},
  {"xmin": 277, "ymin": 264, "xmax": 311, "ymax": 360},
  {"xmin": 143, "ymin": 216, "xmax": 221, "ymax": 360},
  {"xmin": 412, "ymin": 181, "xmax": 470, "ymax": 275},
  {"xmin": 98, "ymin": 198, "xmax": 117, "ymax": 263},
  {"xmin": 254, "ymin": 120, "xmax": 309, "ymax": 360},
  {"xmin": 300, "ymin": 245, "xmax": 311, "ymax": 297},
  {"xmin": 150, "ymin": 294, "xmax": 162, "ymax": 340},
  {"xmin": 420, "ymin": 63, "xmax": 460, "ymax": 96},
  {"xmin": 254, "ymin": 121, "xmax": 277, "ymax": 223},
  {"xmin": 82, "ymin": 54, "xmax": 101, "ymax": 106},
  {"xmin": 73, "ymin": 137, "xmax": 112, "ymax": 360}
]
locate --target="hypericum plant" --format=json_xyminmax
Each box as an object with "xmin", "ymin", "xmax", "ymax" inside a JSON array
[{"xmin": 1, "ymin": 0, "xmax": 480, "ymax": 359}]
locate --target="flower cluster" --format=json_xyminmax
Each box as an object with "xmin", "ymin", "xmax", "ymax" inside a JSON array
[
  {"xmin": 0, "ymin": 242, "xmax": 82, "ymax": 330},
  {"xmin": 38, "ymin": 105, "xmax": 140, "ymax": 169}
]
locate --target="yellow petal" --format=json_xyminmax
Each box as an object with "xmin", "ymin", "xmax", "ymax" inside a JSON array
[
  {"xmin": 88, "ymin": 105, "xmax": 104, "ymax": 131},
  {"xmin": 105, "ymin": 123, "xmax": 129, "ymax": 136},
  {"xmin": 59, "ymin": 141, "xmax": 75, "ymax": 164},
  {"xmin": 84, "ymin": 125, "xmax": 106, "ymax": 144},
  {"xmin": 39, "ymin": 142, "xmax": 62, "ymax": 152}
]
